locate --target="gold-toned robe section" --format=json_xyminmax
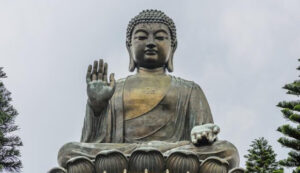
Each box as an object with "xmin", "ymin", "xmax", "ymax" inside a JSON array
[{"xmin": 124, "ymin": 74, "xmax": 171, "ymax": 120}]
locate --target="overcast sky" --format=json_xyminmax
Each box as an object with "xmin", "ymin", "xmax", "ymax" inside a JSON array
[{"xmin": 1, "ymin": 0, "xmax": 300, "ymax": 172}]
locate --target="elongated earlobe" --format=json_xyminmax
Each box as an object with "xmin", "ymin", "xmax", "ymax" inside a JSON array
[
  {"xmin": 167, "ymin": 57, "xmax": 173, "ymax": 72},
  {"xmin": 167, "ymin": 41, "xmax": 177, "ymax": 72},
  {"xmin": 129, "ymin": 57, "xmax": 136, "ymax": 72},
  {"xmin": 127, "ymin": 44, "xmax": 136, "ymax": 72}
]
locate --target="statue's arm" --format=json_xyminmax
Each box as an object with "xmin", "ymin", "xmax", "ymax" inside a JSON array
[
  {"xmin": 80, "ymin": 102, "xmax": 108, "ymax": 143},
  {"xmin": 189, "ymin": 83, "xmax": 220, "ymax": 144},
  {"xmin": 188, "ymin": 83, "xmax": 213, "ymax": 126},
  {"xmin": 81, "ymin": 59, "xmax": 115, "ymax": 143}
]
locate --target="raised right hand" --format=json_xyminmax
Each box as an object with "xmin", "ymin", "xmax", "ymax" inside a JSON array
[{"xmin": 86, "ymin": 59, "xmax": 116, "ymax": 110}]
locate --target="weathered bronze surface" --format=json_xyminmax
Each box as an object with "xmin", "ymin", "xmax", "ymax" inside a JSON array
[
  {"xmin": 49, "ymin": 9, "xmax": 245, "ymax": 173},
  {"xmin": 124, "ymin": 73, "xmax": 171, "ymax": 120}
]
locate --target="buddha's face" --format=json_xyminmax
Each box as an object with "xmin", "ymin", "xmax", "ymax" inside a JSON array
[{"xmin": 129, "ymin": 23, "xmax": 173, "ymax": 69}]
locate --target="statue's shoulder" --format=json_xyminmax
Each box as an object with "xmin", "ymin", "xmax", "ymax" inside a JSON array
[
  {"xmin": 116, "ymin": 77, "xmax": 126, "ymax": 84},
  {"xmin": 170, "ymin": 76, "xmax": 207, "ymax": 101},
  {"xmin": 115, "ymin": 78, "xmax": 127, "ymax": 88},
  {"xmin": 169, "ymin": 75, "xmax": 200, "ymax": 89}
]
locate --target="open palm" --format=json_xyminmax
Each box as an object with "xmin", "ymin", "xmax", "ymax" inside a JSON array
[{"xmin": 86, "ymin": 59, "xmax": 115, "ymax": 109}]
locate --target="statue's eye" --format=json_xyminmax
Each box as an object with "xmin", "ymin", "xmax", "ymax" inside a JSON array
[
  {"xmin": 155, "ymin": 36, "xmax": 164, "ymax": 41},
  {"xmin": 137, "ymin": 36, "xmax": 147, "ymax": 40}
]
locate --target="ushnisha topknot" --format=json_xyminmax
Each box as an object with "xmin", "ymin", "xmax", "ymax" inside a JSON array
[{"xmin": 126, "ymin": 9, "xmax": 177, "ymax": 47}]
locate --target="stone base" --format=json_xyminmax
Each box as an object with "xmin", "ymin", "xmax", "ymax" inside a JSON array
[{"xmin": 49, "ymin": 148, "xmax": 245, "ymax": 173}]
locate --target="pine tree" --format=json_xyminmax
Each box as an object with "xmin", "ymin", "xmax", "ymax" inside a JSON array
[
  {"xmin": 0, "ymin": 67, "xmax": 22, "ymax": 172},
  {"xmin": 277, "ymin": 59, "xmax": 300, "ymax": 173},
  {"xmin": 244, "ymin": 137, "xmax": 282, "ymax": 173}
]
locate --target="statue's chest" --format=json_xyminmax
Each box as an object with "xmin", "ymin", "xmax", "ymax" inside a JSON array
[
  {"xmin": 123, "ymin": 75, "xmax": 172, "ymax": 120},
  {"xmin": 123, "ymin": 75, "xmax": 178, "ymax": 141}
]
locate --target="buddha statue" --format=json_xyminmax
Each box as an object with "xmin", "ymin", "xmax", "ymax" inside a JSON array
[{"xmin": 49, "ymin": 10, "xmax": 244, "ymax": 173}]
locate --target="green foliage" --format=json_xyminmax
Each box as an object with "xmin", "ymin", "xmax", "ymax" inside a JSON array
[
  {"xmin": 283, "ymin": 80, "xmax": 300, "ymax": 96},
  {"xmin": 280, "ymin": 109, "xmax": 300, "ymax": 123},
  {"xmin": 277, "ymin": 59, "xmax": 300, "ymax": 172},
  {"xmin": 292, "ymin": 167, "xmax": 300, "ymax": 173},
  {"xmin": 0, "ymin": 67, "xmax": 22, "ymax": 172},
  {"xmin": 273, "ymin": 169, "xmax": 284, "ymax": 173},
  {"xmin": 244, "ymin": 137, "xmax": 282, "ymax": 173}
]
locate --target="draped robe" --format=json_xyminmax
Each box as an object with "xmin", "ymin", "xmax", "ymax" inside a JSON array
[{"xmin": 58, "ymin": 75, "xmax": 240, "ymax": 169}]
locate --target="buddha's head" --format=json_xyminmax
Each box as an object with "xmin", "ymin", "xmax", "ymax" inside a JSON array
[{"xmin": 126, "ymin": 10, "xmax": 177, "ymax": 72}]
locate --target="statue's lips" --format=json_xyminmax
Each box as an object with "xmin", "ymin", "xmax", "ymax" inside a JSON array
[{"xmin": 144, "ymin": 50, "xmax": 157, "ymax": 55}]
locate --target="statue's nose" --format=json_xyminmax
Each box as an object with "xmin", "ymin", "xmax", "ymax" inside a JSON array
[{"xmin": 146, "ymin": 35, "xmax": 156, "ymax": 49}]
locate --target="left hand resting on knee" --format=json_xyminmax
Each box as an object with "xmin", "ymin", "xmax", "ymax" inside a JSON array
[{"xmin": 191, "ymin": 123, "xmax": 220, "ymax": 145}]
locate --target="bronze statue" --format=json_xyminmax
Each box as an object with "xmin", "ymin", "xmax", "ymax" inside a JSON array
[{"xmin": 49, "ymin": 10, "xmax": 244, "ymax": 173}]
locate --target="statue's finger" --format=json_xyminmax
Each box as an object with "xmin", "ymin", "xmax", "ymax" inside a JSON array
[
  {"xmin": 92, "ymin": 74, "xmax": 97, "ymax": 81},
  {"xmin": 213, "ymin": 126, "xmax": 220, "ymax": 134},
  {"xmin": 207, "ymin": 132, "xmax": 214, "ymax": 143},
  {"xmin": 200, "ymin": 131, "xmax": 208, "ymax": 138},
  {"xmin": 196, "ymin": 133, "xmax": 202, "ymax": 140},
  {"xmin": 206, "ymin": 123, "xmax": 214, "ymax": 128},
  {"xmin": 98, "ymin": 59, "xmax": 104, "ymax": 74},
  {"xmin": 109, "ymin": 73, "xmax": 115, "ymax": 88},
  {"xmin": 86, "ymin": 65, "xmax": 92, "ymax": 83},
  {"xmin": 103, "ymin": 63, "xmax": 108, "ymax": 82},
  {"xmin": 92, "ymin": 60, "xmax": 98, "ymax": 75},
  {"xmin": 103, "ymin": 63, "xmax": 108, "ymax": 76},
  {"xmin": 191, "ymin": 134, "xmax": 195, "ymax": 140},
  {"xmin": 191, "ymin": 138, "xmax": 197, "ymax": 144},
  {"xmin": 103, "ymin": 74, "xmax": 108, "ymax": 83},
  {"xmin": 191, "ymin": 135, "xmax": 197, "ymax": 144},
  {"xmin": 87, "ymin": 64, "xmax": 92, "ymax": 73},
  {"xmin": 192, "ymin": 133, "xmax": 197, "ymax": 140},
  {"xmin": 98, "ymin": 73, "xmax": 103, "ymax": 81}
]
